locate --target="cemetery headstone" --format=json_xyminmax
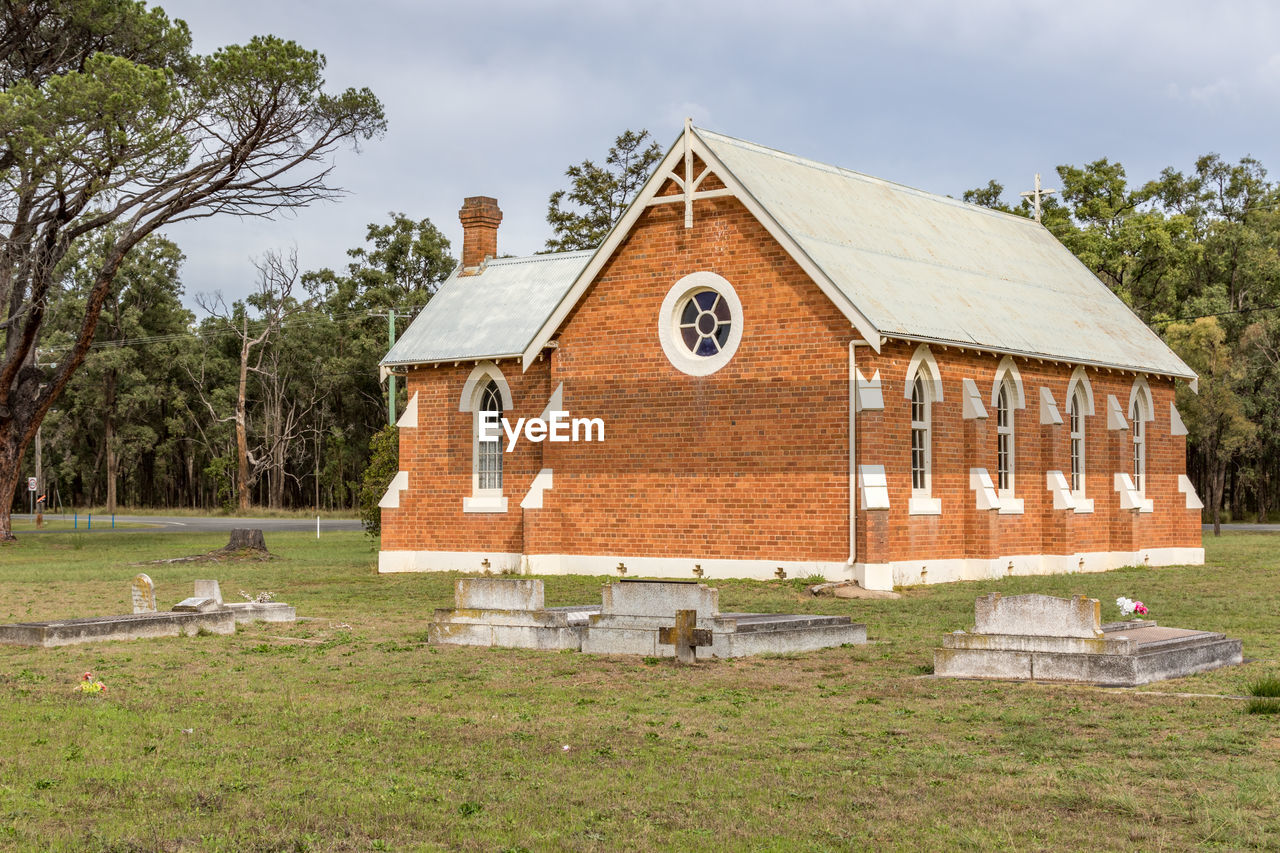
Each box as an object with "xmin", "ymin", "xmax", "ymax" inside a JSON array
[
  {"xmin": 193, "ymin": 580, "xmax": 223, "ymax": 605},
  {"xmin": 657, "ymin": 608, "xmax": 712, "ymax": 663},
  {"xmin": 131, "ymin": 573, "xmax": 157, "ymax": 614}
]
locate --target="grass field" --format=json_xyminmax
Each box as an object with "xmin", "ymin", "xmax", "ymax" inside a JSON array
[{"xmin": 0, "ymin": 531, "xmax": 1276, "ymax": 851}]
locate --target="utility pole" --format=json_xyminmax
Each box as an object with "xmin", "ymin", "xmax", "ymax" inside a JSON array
[
  {"xmin": 1020, "ymin": 173, "xmax": 1057, "ymax": 224},
  {"xmin": 387, "ymin": 309, "xmax": 396, "ymax": 425}
]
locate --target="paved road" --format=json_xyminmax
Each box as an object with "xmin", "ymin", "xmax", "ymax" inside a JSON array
[
  {"xmin": 1202, "ymin": 523, "xmax": 1280, "ymax": 532},
  {"xmin": 12, "ymin": 513, "xmax": 362, "ymax": 534}
]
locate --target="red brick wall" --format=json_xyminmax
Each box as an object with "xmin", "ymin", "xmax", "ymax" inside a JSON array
[
  {"xmin": 380, "ymin": 358, "xmax": 549, "ymax": 553},
  {"xmin": 381, "ymin": 188, "xmax": 1200, "ymax": 567},
  {"xmin": 534, "ymin": 195, "xmax": 852, "ymax": 561},
  {"xmin": 854, "ymin": 342, "xmax": 1200, "ymax": 563}
]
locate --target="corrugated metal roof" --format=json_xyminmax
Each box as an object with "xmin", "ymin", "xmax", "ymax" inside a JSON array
[
  {"xmin": 382, "ymin": 250, "xmax": 592, "ymax": 366},
  {"xmin": 697, "ymin": 129, "xmax": 1194, "ymax": 378}
]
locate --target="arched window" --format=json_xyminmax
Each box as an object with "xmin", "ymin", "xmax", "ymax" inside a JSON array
[
  {"xmin": 459, "ymin": 361, "xmax": 512, "ymax": 513},
  {"xmin": 477, "ymin": 379, "xmax": 503, "ymax": 491},
  {"xmin": 1069, "ymin": 386, "xmax": 1086, "ymax": 494},
  {"xmin": 911, "ymin": 375, "xmax": 930, "ymax": 494},
  {"xmin": 1131, "ymin": 397, "xmax": 1145, "ymax": 492},
  {"xmin": 996, "ymin": 381, "xmax": 1014, "ymax": 492}
]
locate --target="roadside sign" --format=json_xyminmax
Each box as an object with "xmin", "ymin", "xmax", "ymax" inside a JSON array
[{"xmin": 27, "ymin": 477, "xmax": 36, "ymax": 491}]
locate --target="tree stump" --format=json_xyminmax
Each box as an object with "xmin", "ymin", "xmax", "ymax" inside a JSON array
[{"xmin": 225, "ymin": 528, "xmax": 268, "ymax": 552}]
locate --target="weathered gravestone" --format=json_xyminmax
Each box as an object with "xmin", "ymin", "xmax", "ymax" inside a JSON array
[
  {"xmin": 658, "ymin": 608, "xmax": 712, "ymax": 663},
  {"xmin": 935, "ymin": 592, "xmax": 1242, "ymax": 686},
  {"xmin": 131, "ymin": 574, "xmax": 157, "ymax": 614},
  {"xmin": 428, "ymin": 577, "xmax": 866, "ymax": 658},
  {"xmin": 193, "ymin": 579, "xmax": 223, "ymax": 604},
  {"xmin": 581, "ymin": 579, "xmax": 866, "ymax": 658},
  {"xmin": 427, "ymin": 578, "xmax": 598, "ymax": 650}
]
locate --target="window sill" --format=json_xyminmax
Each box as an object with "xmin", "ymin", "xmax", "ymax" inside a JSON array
[
  {"xmin": 1072, "ymin": 497, "xmax": 1094, "ymax": 514},
  {"xmin": 997, "ymin": 495, "xmax": 1024, "ymax": 515},
  {"xmin": 908, "ymin": 496, "xmax": 942, "ymax": 516},
  {"xmin": 463, "ymin": 495, "xmax": 508, "ymax": 514}
]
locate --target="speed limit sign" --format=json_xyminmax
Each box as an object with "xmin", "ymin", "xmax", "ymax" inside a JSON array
[{"xmin": 27, "ymin": 477, "xmax": 36, "ymax": 491}]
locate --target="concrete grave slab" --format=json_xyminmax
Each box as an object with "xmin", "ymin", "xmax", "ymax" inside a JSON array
[
  {"xmin": 428, "ymin": 577, "xmax": 867, "ymax": 658},
  {"xmin": 172, "ymin": 597, "xmax": 220, "ymax": 612},
  {"xmin": 935, "ymin": 594, "xmax": 1242, "ymax": 686},
  {"xmin": 0, "ymin": 610, "xmax": 235, "ymax": 647},
  {"xmin": 428, "ymin": 578, "xmax": 597, "ymax": 651},
  {"xmin": 0, "ymin": 575, "xmax": 297, "ymax": 647}
]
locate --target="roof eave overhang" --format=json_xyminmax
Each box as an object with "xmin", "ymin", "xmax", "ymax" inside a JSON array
[
  {"xmin": 381, "ymin": 352, "xmax": 525, "ymax": 369},
  {"xmin": 883, "ymin": 332, "xmax": 1198, "ymax": 383}
]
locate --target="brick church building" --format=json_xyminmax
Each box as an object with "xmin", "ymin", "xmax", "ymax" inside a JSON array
[{"xmin": 377, "ymin": 124, "xmax": 1203, "ymax": 590}]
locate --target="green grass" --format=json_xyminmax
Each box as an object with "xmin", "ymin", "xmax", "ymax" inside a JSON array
[
  {"xmin": 53, "ymin": 505, "xmax": 359, "ymax": 519},
  {"xmin": 1, "ymin": 532, "xmax": 1278, "ymax": 850}
]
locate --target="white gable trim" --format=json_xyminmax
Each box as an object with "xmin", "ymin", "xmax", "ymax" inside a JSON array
[
  {"xmin": 1065, "ymin": 366, "xmax": 1095, "ymax": 416},
  {"xmin": 520, "ymin": 125, "xmax": 882, "ymax": 371},
  {"xmin": 991, "ymin": 356, "xmax": 1026, "ymax": 410},
  {"xmin": 905, "ymin": 344, "xmax": 944, "ymax": 402},
  {"xmin": 459, "ymin": 362, "xmax": 514, "ymax": 412}
]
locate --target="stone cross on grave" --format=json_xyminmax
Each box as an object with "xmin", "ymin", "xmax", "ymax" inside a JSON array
[{"xmin": 658, "ymin": 609, "xmax": 712, "ymax": 663}]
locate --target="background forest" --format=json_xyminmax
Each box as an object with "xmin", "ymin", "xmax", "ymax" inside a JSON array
[{"xmin": 19, "ymin": 130, "xmax": 1280, "ymax": 532}]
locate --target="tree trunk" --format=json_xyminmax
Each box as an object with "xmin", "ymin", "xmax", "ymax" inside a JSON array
[
  {"xmin": 1210, "ymin": 453, "xmax": 1227, "ymax": 537},
  {"xmin": 225, "ymin": 528, "xmax": 267, "ymax": 551},
  {"xmin": 105, "ymin": 369, "xmax": 118, "ymax": 514},
  {"xmin": 236, "ymin": 318, "xmax": 251, "ymax": 513}
]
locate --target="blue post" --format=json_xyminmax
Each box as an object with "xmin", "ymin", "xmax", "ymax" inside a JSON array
[
  {"xmin": 112, "ymin": 514, "xmax": 115, "ymax": 530},
  {"xmin": 74, "ymin": 512, "xmax": 77, "ymax": 530},
  {"xmin": 87, "ymin": 514, "xmax": 91, "ymax": 530}
]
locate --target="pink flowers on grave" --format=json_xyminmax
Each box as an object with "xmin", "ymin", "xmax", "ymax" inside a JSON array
[
  {"xmin": 1116, "ymin": 597, "xmax": 1150, "ymax": 620},
  {"xmin": 74, "ymin": 671, "xmax": 106, "ymax": 694}
]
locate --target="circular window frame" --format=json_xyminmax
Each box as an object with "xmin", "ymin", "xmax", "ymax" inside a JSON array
[{"xmin": 657, "ymin": 271, "xmax": 744, "ymax": 376}]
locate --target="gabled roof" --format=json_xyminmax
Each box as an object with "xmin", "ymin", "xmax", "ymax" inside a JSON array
[
  {"xmin": 381, "ymin": 250, "xmax": 591, "ymax": 366},
  {"xmin": 388, "ymin": 125, "xmax": 1194, "ymax": 382},
  {"xmin": 518, "ymin": 125, "xmax": 1194, "ymax": 380},
  {"xmin": 697, "ymin": 129, "xmax": 1194, "ymax": 379}
]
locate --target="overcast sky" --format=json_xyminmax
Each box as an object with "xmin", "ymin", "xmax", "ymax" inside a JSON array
[{"xmin": 151, "ymin": 0, "xmax": 1280, "ymax": 310}]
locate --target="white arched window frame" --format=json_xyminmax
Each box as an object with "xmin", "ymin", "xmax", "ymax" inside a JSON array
[
  {"xmin": 905, "ymin": 345, "xmax": 943, "ymax": 515},
  {"xmin": 1068, "ymin": 386, "xmax": 1086, "ymax": 494},
  {"xmin": 1128, "ymin": 377, "xmax": 1154, "ymax": 496},
  {"xmin": 459, "ymin": 362, "xmax": 513, "ymax": 513},
  {"xmin": 996, "ymin": 381, "xmax": 1014, "ymax": 492},
  {"xmin": 1065, "ymin": 367, "xmax": 1096, "ymax": 512},
  {"xmin": 990, "ymin": 357, "xmax": 1025, "ymax": 513},
  {"xmin": 911, "ymin": 376, "xmax": 931, "ymax": 494}
]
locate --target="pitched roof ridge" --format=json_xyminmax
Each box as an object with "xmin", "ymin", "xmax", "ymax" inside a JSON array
[
  {"xmin": 694, "ymin": 126, "xmax": 1042, "ymax": 229},
  {"xmin": 485, "ymin": 249, "xmax": 595, "ymax": 267}
]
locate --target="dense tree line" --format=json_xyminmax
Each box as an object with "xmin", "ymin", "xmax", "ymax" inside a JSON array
[
  {"xmin": 29, "ymin": 213, "xmax": 452, "ymax": 516},
  {"xmin": 0, "ymin": 0, "xmax": 384, "ymax": 536},
  {"xmin": 18, "ymin": 117, "xmax": 1280, "ymax": 536},
  {"xmin": 965, "ymin": 154, "xmax": 1280, "ymax": 532}
]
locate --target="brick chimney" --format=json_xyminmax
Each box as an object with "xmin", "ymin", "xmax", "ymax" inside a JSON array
[{"xmin": 458, "ymin": 196, "xmax": 503, "ymax": 274}]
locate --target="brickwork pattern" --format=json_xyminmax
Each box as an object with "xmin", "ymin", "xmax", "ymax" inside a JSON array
[{"xmin": 381, "ymin": 188, "xmax": 1201, "ymax": 570}]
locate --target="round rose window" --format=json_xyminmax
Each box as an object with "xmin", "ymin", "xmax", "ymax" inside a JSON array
[
  {"xmin": 678, "ymin": 289, "xmax": 732, "ymax": 356},
  {"xmin": 657, "ymin": 271, "xmax": 744, "ymax": 376}
]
